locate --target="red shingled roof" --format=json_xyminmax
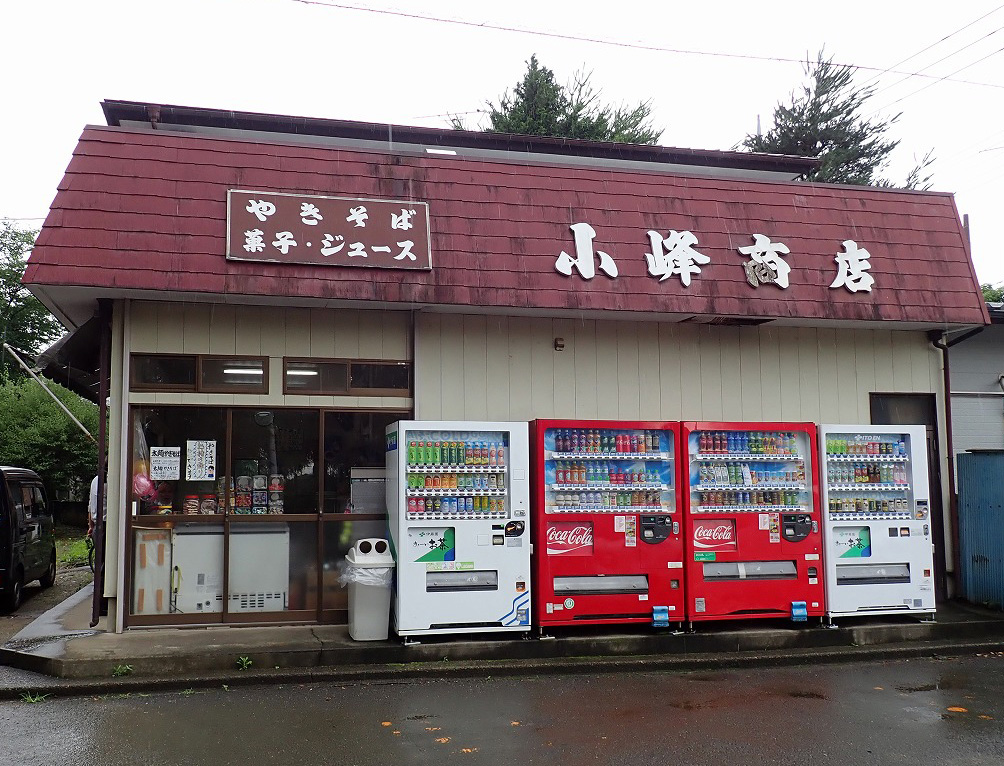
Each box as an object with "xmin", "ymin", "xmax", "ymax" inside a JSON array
[{"xmin": 24, "ymin": 124, "xmax": 989, "ymax": 328}]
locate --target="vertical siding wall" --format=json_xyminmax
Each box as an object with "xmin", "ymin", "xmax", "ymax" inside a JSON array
[
  {"xmin": 415, "ymin": 314, "xmax": 941, "ymax": 423},
  {"xmin": 125, "ymin": 302, "xmax": 412, "ymax": 409}
]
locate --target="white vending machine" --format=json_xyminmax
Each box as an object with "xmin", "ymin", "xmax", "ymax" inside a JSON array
[
  {"xmin": 819, "ymin": 424, "xmax": 936, "ymax": 620},
  {"xmin": 386, "ymin": 420, "xmax": 531, "ymax": 636}
]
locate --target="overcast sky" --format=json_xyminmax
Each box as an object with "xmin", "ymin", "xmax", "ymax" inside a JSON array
[{"xmin": 4, "ymin": 0, "xmax": 1002, "ymax": 286}]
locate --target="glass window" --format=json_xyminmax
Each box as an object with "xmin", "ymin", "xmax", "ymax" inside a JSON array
[
  {"xmin": 200, "ymin": 357, "xmax": 268, "ymax": 393},
  {"xmin": 228, "ymin": 521, "xmax": 318, "ymax": 613},
  {"xmin": 350, "ymin": 362, "xmax": 410, "ymax": 394},
  {"xmin": 131, "ymin": 355, "xmax": 197, "ymax": 390},
  {"xmin": 133, "ymin": 407, "xmax": 227, "ymax": 516},
  {"xmin": 230, "ymin": 410, "xmax": 319, "ymax": 515},
  {"xmin": 283, "ymin": 360, "xmax": 349, "ymax": 394},
  {"xmin": 323, "ymin": 410, "xmax": 403, "ymax": 513}
]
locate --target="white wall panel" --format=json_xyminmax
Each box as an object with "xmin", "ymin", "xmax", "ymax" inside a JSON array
[{"xmin": 415, "ymin": 314, "xmax": 941, "ymax": 426}]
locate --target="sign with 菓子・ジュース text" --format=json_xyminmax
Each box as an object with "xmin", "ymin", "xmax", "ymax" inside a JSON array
[{"xmin": 226, "ymin": 190, "xmax": 432, "ymax": 270}]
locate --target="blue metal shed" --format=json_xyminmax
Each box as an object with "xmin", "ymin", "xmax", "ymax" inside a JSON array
[{"xmin": 958, "ymin": 451, "xmax": 1004, "ymax": 607}]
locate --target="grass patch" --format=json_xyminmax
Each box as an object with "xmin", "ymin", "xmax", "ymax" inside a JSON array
[{"xmin": 55, "ymin": 523, "xmax": 91, "ymax": 568}]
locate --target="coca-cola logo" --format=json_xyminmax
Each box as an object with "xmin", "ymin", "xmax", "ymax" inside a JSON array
[
  {"xmin": 693, "ymin": 521, "xmax": 737, "ymax": 550},
  {"xmin": 546, "ymin": 523, "xmax": 594, "ymax": 555}
]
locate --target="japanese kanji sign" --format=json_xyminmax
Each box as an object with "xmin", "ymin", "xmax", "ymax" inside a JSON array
[
  {"xmin": 226, "ymin": 190, "xmax": 431, "ymax": 270},
  {"xmin": 554, "ymin": 223, "xmax": 877, "ymax": 294}
]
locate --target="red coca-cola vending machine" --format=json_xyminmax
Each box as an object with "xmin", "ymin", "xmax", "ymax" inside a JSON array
[
  {"xmin": 682, "ymin": 421, "xmax": 825, "ymax": 624},
  {"xmin": 531, "ymin": 419, "xmax": 683, "ymax": 628}
]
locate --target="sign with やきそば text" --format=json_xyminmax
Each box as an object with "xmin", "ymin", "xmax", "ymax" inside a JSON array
[{"xmin": 226, "ymin": 190, "xmax": 431, "ymax": 270}]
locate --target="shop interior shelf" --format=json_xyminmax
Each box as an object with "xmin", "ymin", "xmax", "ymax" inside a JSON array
[
  {"xmin": 694, "ymin": 454, "xmax": 803, "ymax": 462},
  {"xmin": 548, "ymin": 451, "xmax": 670, "ymax": 461},
  {"xmin": 827, "ymin": 484, "xmax": 910, "ymax": 492},
  {"xmin": 407, "ymin": 465, "xmax": 507, "ymax": 472},
  {"xmin": 825, "ymin": 455, "xmax": 908, "ymax": 462}
]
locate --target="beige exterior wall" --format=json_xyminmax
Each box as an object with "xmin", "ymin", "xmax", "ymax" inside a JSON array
[
  {"xmin": 415, "ymin": 313, "xmax": 953, "ymax": 581},
  {"xmin": 125, "ymin": 302, "xmax": 413, "ymax": 409},
  {"xmin": 414, "ymin": 315, "xmax": 942, "ymax": 423}
]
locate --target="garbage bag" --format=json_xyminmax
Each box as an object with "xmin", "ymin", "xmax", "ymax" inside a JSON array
[{"xmin": 338, "ymin": 561, "xmax": 393, "ymax": 588}]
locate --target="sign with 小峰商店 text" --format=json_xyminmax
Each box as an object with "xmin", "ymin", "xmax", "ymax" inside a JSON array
[{"xmin": 226, "ymin": 190, "xmax": 431, "ymax": 270}]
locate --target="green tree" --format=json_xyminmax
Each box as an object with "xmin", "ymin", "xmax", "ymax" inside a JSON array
[
  {"xmin": 1, "ymin": 222, "xmax": 61, "ymax": 380},
  {"xmin": 452, "ymin": 55, "xmax": 662, "ymax": 145},
  {"xmin": 0, "ymin": 376, "xmax": 99, "ymax": 499},
  {"xmin": 742, "ymin": 52, "xmax": 933, "ymax": 189},
  {"xmin": 982, "ymin": 283, "xmax": 1004, "ymax": 302}
]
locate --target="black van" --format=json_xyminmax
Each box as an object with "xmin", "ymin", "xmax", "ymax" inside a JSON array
[{"xmin": 1, "ymin": 467, "xmax": 57, "ymax": 612}]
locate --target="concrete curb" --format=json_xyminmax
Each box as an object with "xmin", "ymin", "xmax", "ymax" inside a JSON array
[{"xmin": 3, "ymin": 636, "xmax": 1003, "ymax": 702}]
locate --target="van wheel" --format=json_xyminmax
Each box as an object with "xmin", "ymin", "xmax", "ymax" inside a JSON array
[
  {"xmin": 40, "ymin": 551, "xmax": 57, "ymax": 589},
  {"xmin": 2, "ymin": 569, "xmax": 23, "ymax": 612}
]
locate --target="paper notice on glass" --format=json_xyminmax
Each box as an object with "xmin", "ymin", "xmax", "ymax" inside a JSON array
[
  {"xmin": 185, "ymin": 440, "xmax": 217, "ymax": 481},
  {"xmin": 150, "ymin": 446, "xmax": 181, "ymax": 481}
]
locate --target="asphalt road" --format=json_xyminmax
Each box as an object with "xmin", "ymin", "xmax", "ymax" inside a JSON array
[{"xmin": 1, "ymin": 653, "xmax": 1001, "ymax": 766}]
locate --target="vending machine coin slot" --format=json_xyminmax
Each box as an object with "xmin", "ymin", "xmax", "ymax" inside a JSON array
[
  {"xmin": 504, "ymin": 520, "xmax": 525, "ymax": 537},
  {"xmin": 781, "ymin": 514, "xmax": 811, "ymax": 542},
  {"xmin": 640, "ymin": 515, "xmax": 671, "ymax": 544}
]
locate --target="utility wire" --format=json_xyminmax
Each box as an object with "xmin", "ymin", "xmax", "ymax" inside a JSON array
[
  {"xmin": 869, "ymin": 24, "xmax": 1003, "ymax": 99},
  {"xmin": 871, "ymin": 44, "xmax": 1004, "ymax": 113},
  {"xmin": 290, "ymin": 0, "xmax": 1004, "ymax": 91},
  {"xmin": 858, "ymin": 4, "xmax": 1004, "ymax": 87}
]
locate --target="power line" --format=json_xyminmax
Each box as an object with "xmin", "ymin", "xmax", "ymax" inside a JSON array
[
  {"xmin": 869, "ymin": 24, "xmax": 1003, "ymax": 99},
  {"xmin": 859, "ymin": 4, "xmax": 1004, "ymax": 87},
  {"xmin": 290, "ymin": 0, "xmax": 1004, "ymax": 92},
  {"xmin": 872, "ymin": 44, "xmax": 1004, "ymax": 113}
]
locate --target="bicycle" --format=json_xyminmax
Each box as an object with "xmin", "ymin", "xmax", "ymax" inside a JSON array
[{"xmin": 85, "ymin": 534, "xmax": 95, "ymax": 573}]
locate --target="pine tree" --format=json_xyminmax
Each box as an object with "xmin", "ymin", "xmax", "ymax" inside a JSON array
[
  {"xmin": 743, "ymin": 52, "xmax": 932, "ymax": 188},
  {"xmin": 452, "ymin": 55, "xmax": 662, "ymax": 145}
]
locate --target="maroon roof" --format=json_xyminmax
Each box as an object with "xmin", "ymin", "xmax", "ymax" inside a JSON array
[{"xmin": 25, "ymin": 124, "xmax": 989, "ymax": 329}]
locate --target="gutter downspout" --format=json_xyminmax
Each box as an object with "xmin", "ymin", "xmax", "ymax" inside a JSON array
[
  {"xmin": 91, "ymin": 300, "xmax": 111, "ymax": 628},
  {"xmin": 930, "ymin": 326, "xmax": 985, "ymax": 598}
]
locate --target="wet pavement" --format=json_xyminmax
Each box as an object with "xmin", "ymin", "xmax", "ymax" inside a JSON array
[
  {"xmin": 1, "ymin": 654, "xmax": 1001, "ymax": 765},
  {"xmin": 0, "ymin": 566, "xmax": 92, "ymax": 645}
]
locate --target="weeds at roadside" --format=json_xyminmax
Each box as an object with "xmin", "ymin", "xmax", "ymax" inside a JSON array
[
  {"xmin": 237, "ymin": 655, "xmax": 253, "ymax": 671},
  {"xmin": 20, "ymin": 691, "xmax": 49, "ymax": 704},
  {"xmin": 112, "ymin": 664, "xmax": 133, "ymax": 677}
]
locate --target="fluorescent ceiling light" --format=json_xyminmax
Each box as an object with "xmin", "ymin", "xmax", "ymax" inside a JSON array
[
  {"xmin": 425, "ymin": 148, "xmax": 457, "ymax": 155},
  {"xmin": 223, "ymin": 368, "xmax": 264, "ymax": 375},
  {"xmin": 286, "ymin": 369, "xmax": 320, "ymax": 376}
]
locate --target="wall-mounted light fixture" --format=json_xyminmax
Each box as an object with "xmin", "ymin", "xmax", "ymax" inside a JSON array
[{"xmin": 554, "ymin": 338, "xmax": 565, "ymax": 352}]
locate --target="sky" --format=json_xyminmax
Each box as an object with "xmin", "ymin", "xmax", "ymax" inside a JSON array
[{"xmin": 3, "ymin": 0, "xmax": 1003, "ymax": 286}]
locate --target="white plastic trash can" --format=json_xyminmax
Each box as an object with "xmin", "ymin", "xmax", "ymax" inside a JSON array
[{"xmin": 344, "ymin": 538, "xmax": 395, "ymax": 641}]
